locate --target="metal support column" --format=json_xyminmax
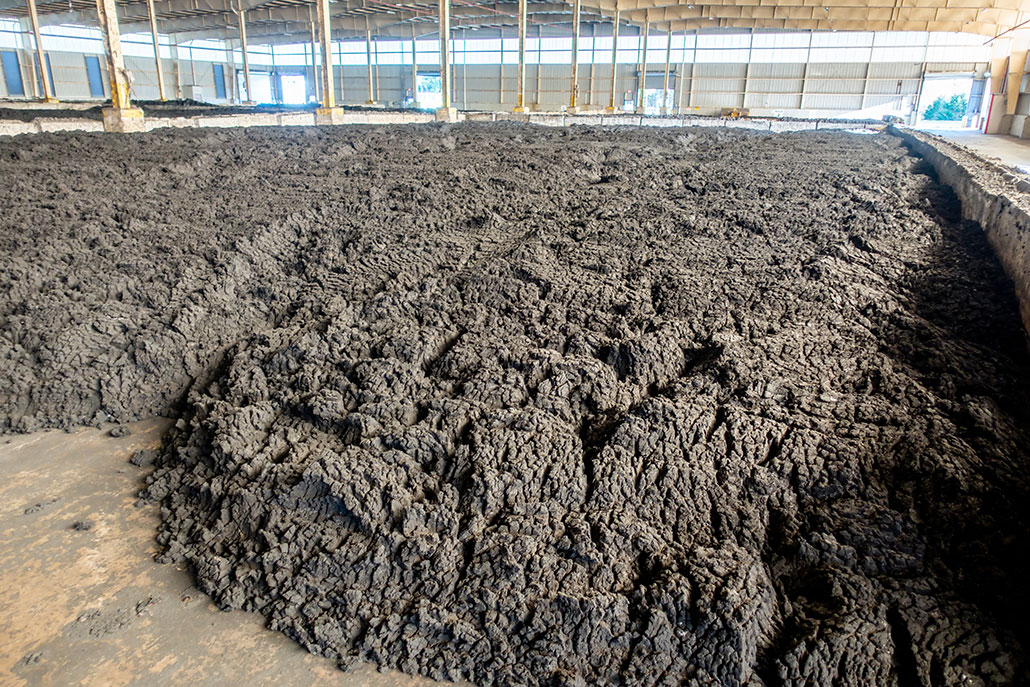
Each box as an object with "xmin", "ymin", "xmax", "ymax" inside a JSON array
[
  {"xmin": 568, "ymin": 0, "xmax": 581, "ymax": 111},
  {"xmin": 411, "ymin": 24, "xmax": 418, "ymax": 107},
  {"xmin": 95, "ymin": 0, "xmax": 144, "ymax": 129},
  {"xmin": 374, "ymin": 38, "xmax": 381, "ymax": 102},
  {"xmin": 606, "ymin": 8, "xmax": 619, "ymax": 111},
  {"xmin": 314, "ymin": 0, "xmax": 341, "ymax": 121},
  {"xmin": 587, "ymin": 23, "xmax": 594, "ymax": 106},
  {"xmin": 170, "ymin": 34, "xmax": 180, "ymax": 98},
  {"xmin": 95, "ymin": 0, "xmax": 130, "ymax": 106},
  {"xmin": 687, "ymin": 32, "xmax": 696, "ymax": 109},
  {"xmin": 740, "ymin": 29, "xmax": 753, "ymax": 109},
  {"xmin": 437, "ymin": 0, "xmax": 455, "ymax": 119},
  {"xmin": 514, "ymin": 0, "xmax": 526, "ymax": 111},
  {"xmin": 226, "ymin": 39, "xmax": 236, "ymax": 103},
  {"xmin": 635, "ymin": 20, "xmax": 648, "ymax": 114},
  {"xmin": 661, "ymin": 23, "xmax": 671, "ymax": 114},
  {"xmin": 365, "ymin": 22, "xmax": 375, "ymax": 104},
  {"xmin": 26, "ymin": 0, "xmax": 56, "ymax": 102},
  {"xmin": 677, "ymin": 33, "xmax": 688, "ymax": 114},
  {"xmin": 309, "ymin": 16, "xmax": 320, "ymax": 103},
  {"xmin": 237, "ymin": 5, "xmax": 253, "ymax": 104},
  {"xmin": 798, "ymin": 30, "xmax": 812, "ymax": 110},
  {"xmin": 338, "ymin": 39, "xmax": 345, "ymax": 102},
  {"xmin": 535, "ymin": 25, "xmax": 541, "ymax": 107},
  {"xmin": 145, "ymin": 0, "xmax": 165, "ymax": 101},
  {"xmin": 860, "ymin": 61, "xmax": 871, "ymax": 110},
  {"xmin": 268, "ymin": 45, "xmax": 278, "ymax": 104}
]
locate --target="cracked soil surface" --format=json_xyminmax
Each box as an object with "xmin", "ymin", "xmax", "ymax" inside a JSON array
[{"xmin": 1, "ymin": 124, "xmax": 1029, "ymax": 686}]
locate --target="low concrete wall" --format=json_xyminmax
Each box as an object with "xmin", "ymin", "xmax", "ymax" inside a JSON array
[
  {"xmin": 0, "ymin": 110, "xmax": 439, "ymax": 135},
  {"xmin": 0, "ymin": 108, "xmax": 881, "ymax": 136},
  {"xmin": 890, "ymin": 126, "xmax": 1030, "ymax": 336}
]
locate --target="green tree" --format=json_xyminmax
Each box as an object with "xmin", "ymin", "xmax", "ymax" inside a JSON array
[{"xmin": 923, "ymin": 93, "xmax": 968, "ymax": 121}]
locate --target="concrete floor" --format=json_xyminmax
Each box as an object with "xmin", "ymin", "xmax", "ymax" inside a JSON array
[
  {"xmin": 0, "ymin": 420, "xmax": 450, "ymax": 687},
  {"xmin": 921, "ymin": 126, "xmax": 1030, "ymax": 173}
]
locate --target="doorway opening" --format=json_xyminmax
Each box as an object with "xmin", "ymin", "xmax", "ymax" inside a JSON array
[
  {"xmin": 237, "ymin": 70, "xmax": 274, "ymax": 104},
  {"xmin": 416, "ymin": 73, "xmax": 442, "ymax": 110},
  {"xmin": 641, "ymin": 88, "xmax": 675, "ymax": 115},
  {"xmin": 916, "ymin": 74, "xmax": 975, "ymax": 129},
  {"xmin": 279, "ymin": 73, "xmax": 307, "ymax": 105}
]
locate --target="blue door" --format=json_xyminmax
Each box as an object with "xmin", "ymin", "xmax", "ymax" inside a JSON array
[
  {"xmin": 35, "ymin": 54, "xmax": 55, "ymax": 97},
  {"xmin": 84, "ymin": 55, "xmax": 104, "ymax": 97},
  {"xmin": 1, "ymin": 51, "xmax": 23, "ymax": 96},
  {"xmin": 213, "ymin": 63, "xmax": 226, "ymax": 99}
]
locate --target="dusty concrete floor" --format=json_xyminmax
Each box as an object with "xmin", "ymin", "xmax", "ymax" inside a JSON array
[
  {"xmin": 0, "ymin": 419, "xmax": 449, "ymax": 687},
  {"xmin": 924, "ymin": 126, "xmax": 1030, "ymax": 172}
]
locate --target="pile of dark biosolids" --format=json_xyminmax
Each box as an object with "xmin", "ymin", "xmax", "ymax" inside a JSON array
[{"xmin": 1, "ymin": 124, "xmax": 1029, "ymax": 686}]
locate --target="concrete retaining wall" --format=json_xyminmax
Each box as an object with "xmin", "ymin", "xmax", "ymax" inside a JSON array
[
  {"xmin": 0, "ymin": 109, "xmax": 439, "ymax": 134},
  {"xmin": 890, "ymin": 127, "xmax": 1030, "ymax": 337},
  {"xmin": 0, "ymin": 109, "xmax": 881, "ymax": 136}
]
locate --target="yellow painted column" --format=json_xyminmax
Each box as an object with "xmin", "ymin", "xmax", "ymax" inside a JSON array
[
  {"xmin": 95, "ymin": 0, "xmax": 145, "ymax": 130},
  {"xmin": 514, "ymin": 0, "xmax": 526, "ymax": 112},
  {"xmin": 315, "ymin": 0, "xmax": 343, "ymax": 123},
  {"xmin": 26, "ymin": 0, "xmax": 56, "ymax": 102},
  {"xmin": 568, "ymin": 0, "xmax": 581, "ymax": 111},
  {"xmin": 145, "ymin": 0, "xmax": 165, "ymax": 101},
  {"xmin": 606, "ymin": 7, "xmax": 619, "ymax": 112},
  {"xmin": 437, "ymin": 0, "xmax": 455, "ymax": 120},
  {"xmin": 316, "ymin": 0, "xmax": 335, "ymax": 109}
]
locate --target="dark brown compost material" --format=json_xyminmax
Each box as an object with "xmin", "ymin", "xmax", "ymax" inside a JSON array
[{"xmin": 1, "ymin": 124, "xmax": 1029, "ymax": 686}]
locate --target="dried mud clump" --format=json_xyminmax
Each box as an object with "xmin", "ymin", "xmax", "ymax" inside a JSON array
[{"xmin": 2, "ymin": 125, "xmax": 1030, "ymax": 686}]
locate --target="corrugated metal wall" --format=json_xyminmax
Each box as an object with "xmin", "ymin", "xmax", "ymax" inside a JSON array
[{"xmin": 0, "ymin": 41, "xmax": 986, "ymax": 118}]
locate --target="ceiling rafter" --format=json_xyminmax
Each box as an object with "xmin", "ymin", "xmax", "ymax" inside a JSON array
[{"xmin": 0, "ymin": 0, "xmax": 1024, "ymax": 45}]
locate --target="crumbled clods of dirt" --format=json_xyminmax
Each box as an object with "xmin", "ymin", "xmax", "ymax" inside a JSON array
[
  {"xmin": 2, "ymin": 124, "xmax": 1030, "ymax": 686},
  {"xmin": 129, "ymin": 449, "xmax": 158, "ymax": 468}
]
